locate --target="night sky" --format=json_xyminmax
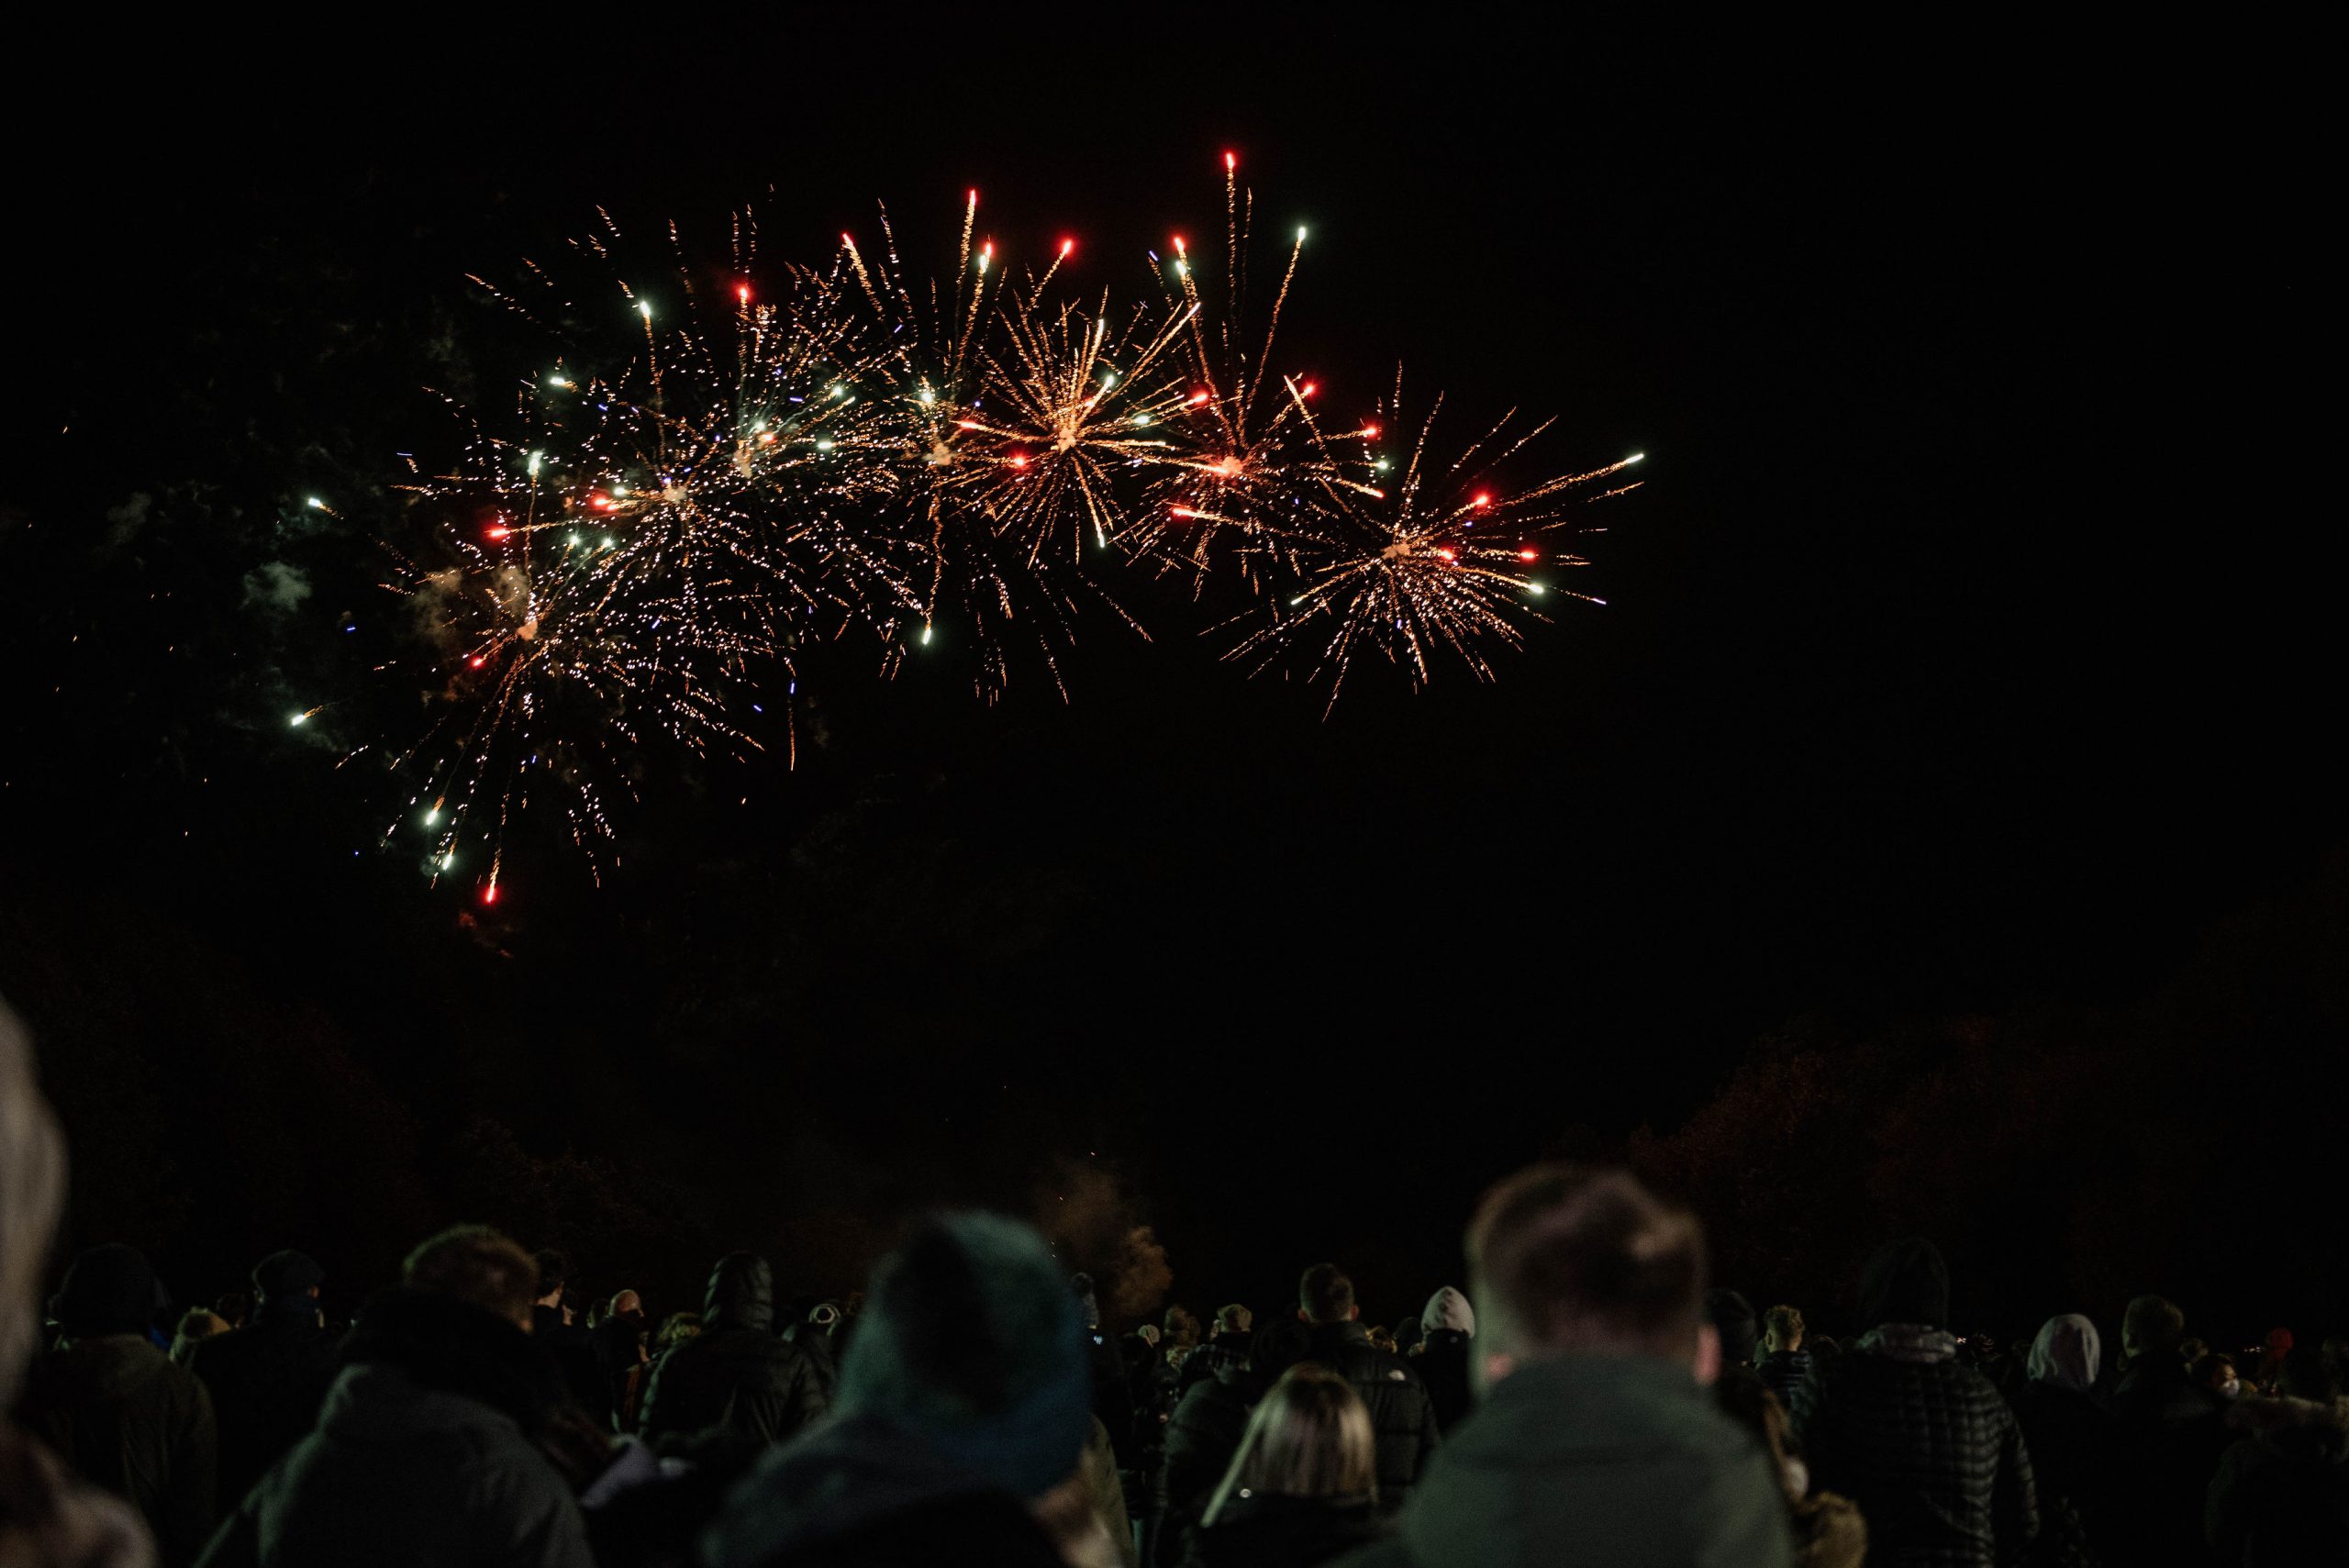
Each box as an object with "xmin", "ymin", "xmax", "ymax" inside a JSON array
[{"xmin": 5, "ymin": 30, "xmax": 2335, "ymax": 1329}]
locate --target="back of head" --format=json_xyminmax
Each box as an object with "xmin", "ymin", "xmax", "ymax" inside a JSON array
[
  {"xmin": 2, "ymin": 1000, "xmax": 67, "ymax": 1405},
  {"xmin": 405, "ymin": 1226, "xmax": 540, "ymax": 1329},
  {"xmin": 1764, "ymin": 1304, "xmax": 1804, "ymax": 1350},
  {"xmin": 1250, "ymin": 1318, "xmax": 1312, "ymax": 1383},
  {"xmin": 1216, "ymin": 1303, "xmax": 1253, "ymax": 1338},
  {"xmin": 702, "ymin": 1251, "xmax": 774, "ymax": 1330},
  {"xmin": 1422, "ymin": 1285, "xmax": 1476, "ymax": 1339},
  {"xmin": 1854, "ymin": 1238, "xmax": 1951, "ymax": 1331},
  {"xmin": 530, "ymin": 1249, "xmax": 570, "ymax": 1302},
  {"xmin": 252, "ymin": 1249, "xmax": 325, "ymax": 1310},
  {"xmin": 2028, "ymin": 1314, "xmax": 2101, "ymax": 1393},
  {"xmin": 839, "ymin": 1212, "xmax": 1089, "ymax": 1500},
  {"xmin": 1205, "ymin": 1364, "xmax": 1376, "ymax": 1524},
  {"xmin": 1466, "ymin": 1164, "xmax": 1707, "ymax": 1363},
  {"xmin": 1705, "ymin": 1289, "xmax": 1760, "ymax": 1365},
  {"xmin": 2121, "ymin": 1295, "xmax": 2185, "ymax": 1360},
  {"xmin": 1297, "ymin": 1264, "xmax": 1356, "ymax": 1327},
  {"xmin": 51, "ymin": 1243, "xmax": 161, "ymax": 1340}
]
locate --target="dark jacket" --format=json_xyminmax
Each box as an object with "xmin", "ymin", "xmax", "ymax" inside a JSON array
[
  {"xmin": 20, "ymin": 1334, "xmax": 217, "ymax": 1565},
  {"xmin": 2099, "ymin": 1354, "xmax": 2227, "ymax": 1567},
  {"xmin": 188, "ymin": 1304, "xmax": 340, "ymax": 1512},
  {"xmin": 589, "ymin": 1312, "xmax": 647, "ymax": 1420},
  {"xmin": 2014, "ymin": 1382, "xmax": 2113, "ymax": 1565},
  {"xmin": 1757, "ymin": 1349, "xmax": 1813, "ymax": 1409},
  {"xmin": 1182, "ymin": 1493, "xmax": 1382, "ymax": 1568},
  {"xmin": 1331, "ymin": 1353, "xmax": 1791, "ymax": 1568},
  {"xmin": 1792, "ymin": 1326, "xmax": 2036, "ymax": 1568},
  {"xmin": 194, "ymin": 1287, "xmax": 591, "ymax": 1568},
  {"xmin": 2203, "ymin": 1396, "xmax": 2349, "ymax": 1568},
  {"xmin": 1305, "ymin": 1322, "xmax": 1438, "ymax": 1511},
  {"xmin": 699, "ymin": 1411, "xmax": 1065, "ymax": 1568},
  {"xmin": 532, "ymin": 1307, "xmax": 612, "ymax": 1428},
  {"xmin": 1159, "ymin": 1359, "xmax": 1264, "ymax": 1566},
  {"xmin": 637, "ymin": 1255, "xmax": 827, "ymax": 1446},
  {"xmin": 1413, "ymin": 1332, "xmax": 1473, "ymax": 1437},
  {"xmin": 1178, "ymin": 1336, "xmax": 1248, "ymax": 1398}
]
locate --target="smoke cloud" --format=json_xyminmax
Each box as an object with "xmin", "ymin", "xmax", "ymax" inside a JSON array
[{"xmin": 1037, "ymin": 1156, "xmax": 1174, "ymax": 1326}]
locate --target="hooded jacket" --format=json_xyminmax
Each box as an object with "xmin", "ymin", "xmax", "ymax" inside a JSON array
[
  {"xmin": 1331, "ymin": 1354, "xmax": 1791, "ymax": 1568},
  {"xmin": 636, "ymin": 1254, "xmax": 827, "ymax": 1446},
  {"xmin": 1305, "ymin": 1321, "xmax": 1440, "ymax": 1512},
  {"xmin": 193, "ymin": 1286, "xmax": 591, "ymax": 1568},
  {"xmin": 20, "ymin": 1335, "xmax": 217, "ymax": 1565}
]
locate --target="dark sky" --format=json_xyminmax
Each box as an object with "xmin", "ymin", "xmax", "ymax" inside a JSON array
[{"xmin": 4, "ymin": 28, "xmax": 2333, "ymax": 1317}]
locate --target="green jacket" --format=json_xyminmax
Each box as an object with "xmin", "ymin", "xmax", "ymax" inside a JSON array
[
  {"xmin": 1332, "ymin": 1353, "xmax": 1791, "ymax": 1568},
  {"xmin": 20, "ymin": 1334, "xmax": 217, "ymax": 1565}
]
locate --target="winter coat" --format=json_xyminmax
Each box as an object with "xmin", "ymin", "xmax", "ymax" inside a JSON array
[
  {"xmin": 1413, "ymin": 1332, "xmax": 1473, "ymax": 1437},
  {"xmin": 2100, "ymin": 1354, "xmax": 2228, "ymax": 1568},
  {"xmin": 2014, "ymin": 1382, "xmax": 2112, "ymax": 1567},
  {"xmin": 531, "ymin": 1307, "xmax": 612, "ymax": 1428},
  {"xmin": 589, "ymin": 1313, "xmax": 647, "ymax": 1421},
  {"xmin": 1178, "ymin": 1336, "xmax": 1248, "ymax": 1399},
  {"xmin": 636, "ymin": 1256, "xmax": 826, "ymax": 1446},
  {"xmin": 1158, "ymin": 1360, "xmax": 1262, "ymax": 1566},
  {"xmin": 1303, "ymin": 1322, "xmax": 1438, "ymax": 1511},
  {"xmin": 1329, "ymin": 1353, "xmax": 1791, "ymax": 1568},
  {"xmin": 193, "ymin": 1287, "xmax": 591, "ymax": 1568},
  {"xmin": 187, "ymin": 1307, "xmax": 339, "ymax": 1513},
  {"xmin": 1757, "ymin": 1349, "xmax": 1813, "ymax": 1409},
  {"xmin": 2203, "ymin": 1394, "xmax": 2349, "ymax": 1567},
  {"xmin": 699, "ymin": 1411, "xmax": 1066, "ymax": 1568},
  {"xmin": 1181, "ymin": 1493, "xmax": 1382, "ymax": 1568},
  {"xmin": 1791, "ymin": 1325, "xmax": 2036, "ymax": 1568},
  {"xmin": 20, "ymin": 1335, "xmax": 217, "ymax": 1566}
]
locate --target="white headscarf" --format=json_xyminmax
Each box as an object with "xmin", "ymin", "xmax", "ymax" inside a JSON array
[{"xmin": 2029, "ymin": 1313, "xmax": 2101, "ymax": 1393}]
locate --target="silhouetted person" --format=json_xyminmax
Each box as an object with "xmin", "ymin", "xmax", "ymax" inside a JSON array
[
  {"xmin": 1296, "ymin": 1265, "xmax": 1438, "ymax": 1514},
  {"xmin": 636, "ymin": 1252, "xmax": 826, "ymax": 1445},
  {"xmin": 189, "ymin": 1251, "xmax": 339, "ymax": 1513},
  {"xmin": 529, "ymin": 1251, "xmax": 610, "ymax": 1427},
  {"xmin": 589, "ymin": 1289, "xmax": 647, "ymax": 1423},
  {"xmin": 1756, "ymin": 1304, "xmax": 1813, "ymax": 1408},
  {"xmin": 2018, "ymin": 1313, "xmax": 2115, "ymax": 1565},
  {"xmin": 2205, "ymin": 1345, "xmax": 2349, "ymax": 1565},
  {"xmin": 1792, "ymin": 1238, "xmax": 2035, "ymax": 1568},
  {"xmin": 1160, "ymin": 1320, "xmax": 1312, "ymax": 1568},
  {"xmin": 195, "ymin": 1225, "xmax": 593, "ymax": 1568},
  {"xmin": 700, "ymin": 1213, "xmax": 1108, "ymax": 1567},
  {"xmin": 1183, "ymin": 1365, "xmax": 1384, "ymax": 1568},
  {"xmin": 1180, "ymin": 1305, "xmax": 1256, "ymax": 1397},
  {"xmin": 1412, "ymin": 1288, "xmax": 1475, "ymax": 1437},
  {"xmin": 2103, "ymin": 1293, "xmax": 2227, "ymax": 1567},
  {"xmin": 2, "ymin": 998, "xmax": 153, "ymax": 1567},
  {"xmin": 20, "ymin": 1245, "xmax": 217, "ymax": 1565},
  {"xmin": 1335, "ymin": 1165, "xmax": 1790, "ymax": 1567}
]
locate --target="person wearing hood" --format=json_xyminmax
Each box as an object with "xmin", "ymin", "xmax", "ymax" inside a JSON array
[
  {"xmin": 700, "ymin": 1212, "xmax": 1115, "ymax": 1568},
  {"xmin": 636, "ymin": 1253, "xmax": 828, "ymax": 1447},
  {"xmin": 19, "ymin": 1244, "xmax": 217, "ymax": 1565},
  {"xmin": 2, "ymin": 999, "xmax": 154, "ymax": 1568},
  {"xmin": 195, "ymin": 1223, "xmax": 594, "ymax": 1568},
  {"xmin": 1790, "ymin": 1238, "xmax": 2036, "ymax": 1568},
  {"xmin": 2018, "ymin": 1314, "xmax": 2116, "ymax": 1565},
  {"xmin": 189, "ymin": 1251, "xmax": 340, "ymax": 1514},
  {"xmin": 1413, "ymin": 1289, "xmax": 1475, "ymax": 1437},
  {"xmin": 2205, "ymin": 1345, "xmax": 2349, "ymax": 1565},
  {"xmin": 1295, "ymin": 1267, "xmax": 1439, "ymax": 1514},
  {"xmin": 1332, "ymin": 1165, "xmax": 1787, "ymax": 1568}
]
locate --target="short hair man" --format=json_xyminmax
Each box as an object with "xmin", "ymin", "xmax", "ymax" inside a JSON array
[
  {"xmin": 1756, "ymin": 1304, "xmax": 1813, "ymax": 1408},
  {"xmin": 191, "ymin": 1249, "xmax": 341, "ymax": 1507},
  {"xmin": 1335, "ymin": 1166, "xmax": 1790, "ymax": 1567},
  {"xmin": 1297, "ymin": 1263, "xmax": 1440, "ymax": 1514}
]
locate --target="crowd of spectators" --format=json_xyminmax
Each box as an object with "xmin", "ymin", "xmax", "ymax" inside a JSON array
[{"xmin": 6, "ymin": 1001, "xmax": 2344, "ymax": 1567}]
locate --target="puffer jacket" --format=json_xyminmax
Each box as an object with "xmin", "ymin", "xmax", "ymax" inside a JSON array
[
  {"xmin": 1159, "ymin": 1360, "xmax": 1262, "ymax": 1566},
  {"xmin": 1306, "ymin": 1323, "xmax": 1439, "ymax": 1512},
  {"xmin": 1792, "ymin": 1326, "xmax": 2036, "ymax": 1568},
  {"xmin": 637, "ymin": 1254, "xmax": 828, "ymax": 1446},
  {"xmin": 1757, "ymin": 1349, "xmax": 1813, "ymax": 1409}
]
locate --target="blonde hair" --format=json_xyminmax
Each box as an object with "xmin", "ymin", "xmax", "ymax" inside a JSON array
[{"xmin": 1203, "ymin": 1364, "xmax": 1376, "ymax": 1525}]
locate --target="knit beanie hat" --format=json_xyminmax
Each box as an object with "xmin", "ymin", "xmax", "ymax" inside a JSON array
[
  {"xmin": 1856, "ymin": 1237, "xmax": 1951, "ymax": 1330},
  {"xmin": 1422, "ymin": 1285, "xmax": 1477, "ymax": 1338},
  {"xmin": 51, "ymin": 1244, "xmax": 161, "ymax": 1338},
  {"xmin": 253, "ymin": 1250, "xmax": 325, "ymax": 1303},
  {"xmin": 840, "ymin": 1213, "xmax": 1090, "ymax": 1500}
]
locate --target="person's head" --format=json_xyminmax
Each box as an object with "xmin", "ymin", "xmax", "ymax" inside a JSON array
[
  {"xmin": 1421, "ymin": 1285, "xmax": 1476, "ymax": 1340},
  {"xmin": 1365, "ymin": 1325, "xmax": 1397, "ymax": 1354},
  {"xmin": 214, "ymin": 1291, "xmax": 250, "ymax": 1329},
  {"xmin": 2027, "ymin": 1314, "xmax": 2101, "ymax": 1393},
  {"xmin": 1133, "ymin": 1322, "xmax": 1160, "ymax": 1349},
  {"xmin": 1764, "ymin": 1304, "xmax": 1805, "ymax": 1353},
  {"xmin": 170, "ymin": 1307, "xmax": 229, "ymax": 1364},
  {"xmin": 530, "ymin": 1249, "xmax": 571, "ymax": 1310},
  {"xmin": 655, "ymin": 1310, "xmax": 702, "ymax": 1350},
  {"xmin": 1, "ymin": 1000, "xmax": 68, "ymax": 1406},
  {"xmin": 1214, "ymin": 1303, "xmax": 1253, "ymax": 1340},
  {"xmin": 1297, "ymin": 1263, "xmax": 1358, "ymax": 1327},
  {"xmin": 2121, "ymin": 1295, "xmax": 2185, "ymax": 1362},
  {"xmin": 1705, "ymin": 1289, "xmax": 1760, "ymax": 1366},
  {"xmin": 252, "ymin": 1250, "xmax": 324, "ymax": 1318},
  {"xmin": 1854, "ymin": 1237, "xmax": 1951, "ymax": 1330},
  {"xmin": 2191, "ymin": 1352, "xmax": 2239, "ymax": 1399},
  {"xmin": 1163, "ymin": 1304, "xmax": 1201, "ymax": 1347},
  {"xmin": 1069, "ymin": 1273, "xmax": 1101, "ymax": 1331},
  {"xmin": 1202, "ymin": 1364, "xmax": 1376, "ymax": 1525},
  {"xmin": 610, "ymin": 1288, "xmax": 642, "ymax": 1320},
  {"xmin": 838, "ymin": 1212, "xmax": 1090, "ymax": 1501},
  {"xmin": 406, "ymin": 1226, "xmax": 540, "ymax": 1331},
  {"xmin": 50, "ymin": 1243, "xmax": 162, "ymax": 1340},
  {"xmin": 1464, "ymin": 1164, "xmax": 1711, "ymax": 1393}
]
